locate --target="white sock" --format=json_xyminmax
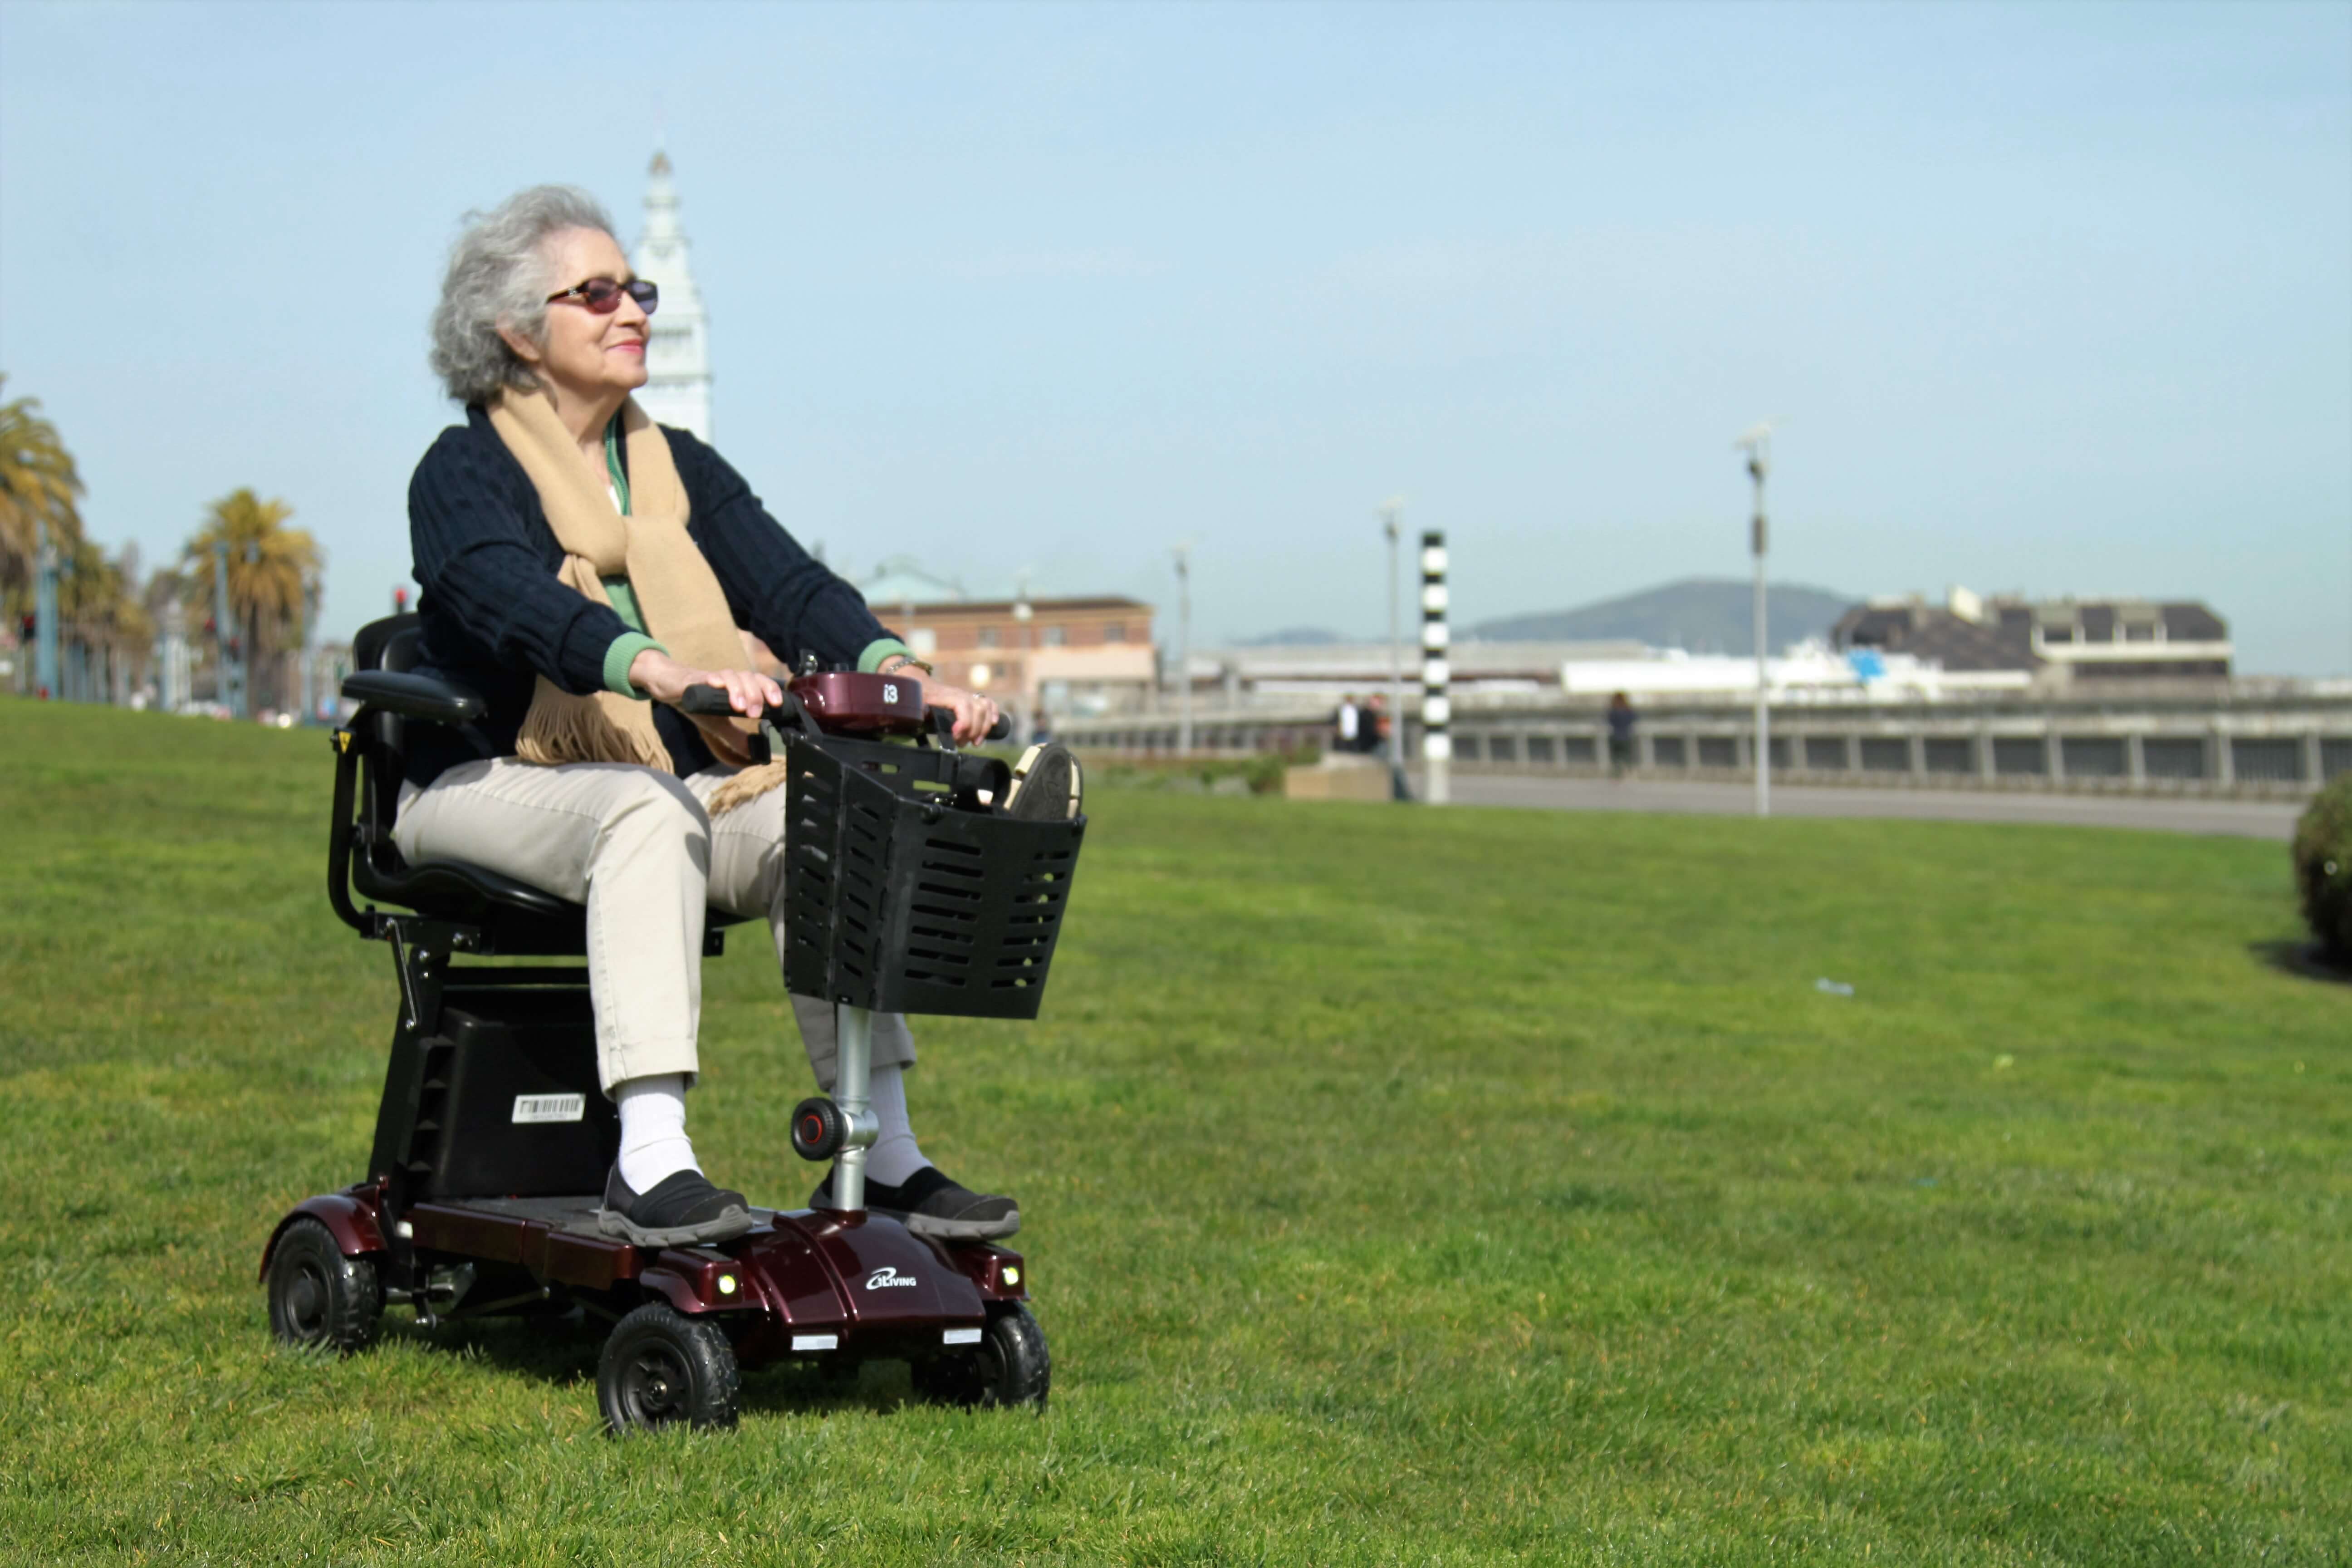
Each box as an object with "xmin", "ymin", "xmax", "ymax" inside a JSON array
[
  {"xmin": 615, "ymin": 1073, "xmax": 702, "ymax": 1192},
  {"xmin": 863, "ymin": 1064, "xmax": 929, "ymax": 1187}
]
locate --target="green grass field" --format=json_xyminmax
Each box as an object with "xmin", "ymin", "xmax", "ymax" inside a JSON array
[{"xmin": 2, "ymin": 699, "xmax": 2347, "ymax": 1565}]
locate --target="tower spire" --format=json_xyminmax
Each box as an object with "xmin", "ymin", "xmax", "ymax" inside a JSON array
[{"xmin": 631, "ymin": 147, "xmax": 711, "ymax": 441}]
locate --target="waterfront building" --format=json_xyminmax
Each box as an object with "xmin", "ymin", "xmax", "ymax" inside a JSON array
[{"xmin": 631, "ymin": 149, "xmax": 712, "ymax": 442}]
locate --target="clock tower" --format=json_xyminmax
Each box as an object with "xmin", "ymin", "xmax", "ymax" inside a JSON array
[{"xmin": 631, "ymin": 148, "xmax": 712, "ymax": 441}]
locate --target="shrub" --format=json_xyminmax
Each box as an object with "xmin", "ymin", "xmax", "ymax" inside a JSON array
[{"xmin": 2290, "ymin": 774, "xmax": 2352, "ymax": 959}]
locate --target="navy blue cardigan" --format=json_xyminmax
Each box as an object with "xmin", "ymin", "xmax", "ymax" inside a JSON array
[{"xmin": 404, "ymin": 405, "xmax": 895, "ymax": 787}]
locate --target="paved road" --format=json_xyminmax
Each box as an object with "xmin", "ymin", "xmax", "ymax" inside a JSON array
[{"xmin": 1423, "ymin": 772, "xmax": 2303, "ymax": 840}]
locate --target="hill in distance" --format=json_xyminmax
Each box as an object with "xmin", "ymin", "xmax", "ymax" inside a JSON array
[
  {"xmin": 1235, "ymin": 627, "xmax": 1347, "ymax": 647},
  {"xmin": 1466, "ymin": 577, "xmax": 1858, "ymax": 653}
]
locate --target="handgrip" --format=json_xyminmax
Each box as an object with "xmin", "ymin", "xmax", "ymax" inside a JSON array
[
  {"xmin": 931, "ymin": 708, "xmax": 1017, "ymax": 748},
  {"xmin": 677, "ymin": 684, "xmax": 741, "ymax": 716}
]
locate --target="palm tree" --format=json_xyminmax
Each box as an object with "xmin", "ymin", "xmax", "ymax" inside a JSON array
[
  {"xmin": 0, "ymin": 375, "xmax": 85, "ymax": 608},
  {"xmin": 185, "ymin": 489, "xmax": 319, "ymax": 714}
]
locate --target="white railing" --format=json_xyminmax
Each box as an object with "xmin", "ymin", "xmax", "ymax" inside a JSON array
[{"xmin": 1053, "ymin": 691, "xmax": 2352, "ymax": 797}]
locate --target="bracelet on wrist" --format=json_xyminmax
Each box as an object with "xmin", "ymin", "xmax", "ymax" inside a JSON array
[{"xmin": 879, "ymin": 654, "xmax": 934, "ymax": 676}]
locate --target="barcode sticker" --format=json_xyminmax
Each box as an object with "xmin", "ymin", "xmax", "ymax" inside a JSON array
[{"xmin": 512, "ymin": 1093, "xmax": 586, "ymax": 1124}]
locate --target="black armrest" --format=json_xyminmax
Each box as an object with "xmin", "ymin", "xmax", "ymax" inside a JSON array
[{"xmin": 343, "ymin": 670, "xmax": 486, "ymax": 726}]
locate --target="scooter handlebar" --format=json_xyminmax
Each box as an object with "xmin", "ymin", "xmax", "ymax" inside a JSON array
[{"xmin": 679, "ymin": 683, "xmax": 1014, "ymax": 743}]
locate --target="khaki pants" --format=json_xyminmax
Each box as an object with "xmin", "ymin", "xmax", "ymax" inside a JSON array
[{"xmin": 393, "ymin": 758, "xmax": 916, "ymax": 1093}]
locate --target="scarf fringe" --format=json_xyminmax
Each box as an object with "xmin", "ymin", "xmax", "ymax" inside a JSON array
[
  {"xmin": 706, "ymin": 760, "xmax": 793, "ymax": 817},
  {"xmin": 515, "ymin": 679, "xmax": 676, "ymax": 773}
]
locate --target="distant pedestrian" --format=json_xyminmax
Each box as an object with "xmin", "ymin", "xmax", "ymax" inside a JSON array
[
  {"xmin": 1368, "ymin": 693, "xmax": 1410, "ymax": 797},
  {"xmin": 1335, "ymin": 693, "xmax": 1362, "ymax": 754},
  {"xmin": 1607, "ymin": 692, "xmax": 1636, "ymax": 777}
]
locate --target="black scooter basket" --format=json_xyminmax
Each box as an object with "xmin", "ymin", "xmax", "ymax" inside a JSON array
[{"xmin": 780, "ymin": 735, "xmax": 1084, "ymax": 1019}]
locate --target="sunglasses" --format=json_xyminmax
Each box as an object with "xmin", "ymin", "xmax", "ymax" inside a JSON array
[{"xmin": 544, "ymin": 277, "xmax": 660, "ymax": 315}]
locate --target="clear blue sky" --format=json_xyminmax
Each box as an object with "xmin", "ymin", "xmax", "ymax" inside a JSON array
[{"xmin": 3, "ymin": 1, "xmax": 2347, "ymax": 671}]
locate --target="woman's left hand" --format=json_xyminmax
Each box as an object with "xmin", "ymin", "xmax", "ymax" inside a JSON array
[{"xmin": 911, "ymin": 678, "xmax": 1000, "ymax": 745}]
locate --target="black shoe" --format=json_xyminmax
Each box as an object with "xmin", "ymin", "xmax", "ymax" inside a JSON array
[
  {"xmin": 1004, "ymin": 743, "xmax": 1082, "ymax": 821},
  {"xmin": 809, "ymin": 1166, "xmax": 1020, "ymax": 1240},
  {"xmin": 599, "ymin": 1166, "xmax": 755, "ymax": 1246}
]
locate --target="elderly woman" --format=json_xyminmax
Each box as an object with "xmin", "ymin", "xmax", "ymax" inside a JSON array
[{"xmin": 400, "ymin": 185, "xmax": 1024, "ymax": 1248}]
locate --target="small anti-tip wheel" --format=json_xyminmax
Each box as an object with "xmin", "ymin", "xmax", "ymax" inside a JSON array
[
  {"xmin": 598, "ymin": 1303, "xmax": 740, "ymax": 1434},
  {"xmin": 266, "ymin": 1217, "xmax": 382, "ymax": 1354},
  {"xmin": 790, "ymin": 1096, "xmax": 847, "ymax": 1162},
  {"xmin": 913, "ymin": 1304, "xmax": 1051, "ymax": 1411}
]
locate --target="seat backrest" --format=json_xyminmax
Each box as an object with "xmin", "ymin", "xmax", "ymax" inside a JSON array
[
  {"xmin": 382, "ymin": 625, "xmax": 422, "ymax": 675},
  {"xmin": 353, "ymin": 612, "xmax": 420, "ymax": 675},
  {"xmin": 348, "ymin": 614, "xmax": 421, "ymax": 867}
]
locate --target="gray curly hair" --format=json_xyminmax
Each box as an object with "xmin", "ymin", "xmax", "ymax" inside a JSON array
[{"xmin": 429, "ymin": 185, "xmax": 617, "ymax": 404}]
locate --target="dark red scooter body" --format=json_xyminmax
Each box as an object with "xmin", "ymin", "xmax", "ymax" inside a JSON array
[
  {"xmin": 788, "ymin": 670, "xmax": 927, "ymax": 736},
  {"xmin": 262, "ymin": 1190, "xmax": 387, "ymax": 1263},
  {"xmin": 260, "ymin": 1183, "xmax": 1026, "ymax": 1366}
]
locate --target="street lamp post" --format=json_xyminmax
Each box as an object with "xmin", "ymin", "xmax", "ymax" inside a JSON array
[
  {"xmin": 301, "ymin": 567, "xmax": 323, "ymax": 724},
  {"xmin": 34, "ymin": 515, "xmax": 59, "ymax": 700},
  {"xmin": 1173, "ymin": 545, "xmax": 1192, "ymax": 755},
  {"xmin": 1737, "ymin": 425, "xmax": 1772, "ymax": 818},
  {"xmin": 160, "ymin": 598, "xmax": 187, "ymax": 713},
  {"xmin": 1012, "ymin": 572, "xmax": 1034, "ymax": 747},
  {"xmin": 1380, "ymin": 498, "xmax": 1405, "ymax": 787},
  {"xmin": 212, "ymin": 541, "xmax": 245, "ymax": 720}
]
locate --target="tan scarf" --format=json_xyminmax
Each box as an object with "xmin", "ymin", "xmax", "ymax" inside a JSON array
[{"xmin": 488, "ymin": 388, "xmax": 789, "ymax": 813}]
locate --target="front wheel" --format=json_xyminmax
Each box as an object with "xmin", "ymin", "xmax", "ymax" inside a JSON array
[
  {"xmin": 790, "ymin": 1096, "xmax": 846, "ymax": 1162},
  {"xmin": 266, "ymin": 1217, "xmax": 382, "ymax": 1354},
  {"xmin": 598, "ymin": 1303, "xmax": 740, "ymax": 1433},
  {"xmin": 913, "ymin": 1304, "xmax": 1050, "ymax": 1411}
]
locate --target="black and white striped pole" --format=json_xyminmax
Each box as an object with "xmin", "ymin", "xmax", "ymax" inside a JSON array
[{"xmin": 1421, "ymin": 529, "xmax": 1450, "ymax": 805}]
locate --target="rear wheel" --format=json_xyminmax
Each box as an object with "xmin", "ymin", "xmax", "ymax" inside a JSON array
[
  {"xmin": 914, "ymin": 1304, "xmax": 1050, "ymax": 1411},
  {"xmin": 598, "ymin": 1303, "xmax": 740, "ymax": 1433},
  {"xmin": 266, "ymin": 1217, "xmax": 382, "ymax": 1354}
]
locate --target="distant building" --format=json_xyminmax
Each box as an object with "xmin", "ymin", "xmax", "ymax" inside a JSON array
[
  {"xmin": 861, "ymin": 556, "xmax": 966, "ymax": 611},
  {"xmin": 853, "ymin": 559, "xmax": 1155, "ymax": 717},
  {"xmin": 631, "ymin": 149, "xmax": 711, "ymax": 442},
  {"xmin": 1833, "ymin": 588, "xmax": 2231, "ymax": 684},
  {"xmin": 1180, "ymin": 641, "xmax": 1648, "ymax": 705}
]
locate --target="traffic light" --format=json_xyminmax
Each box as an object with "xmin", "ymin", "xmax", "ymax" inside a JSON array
[
  {"xmin": 393, "ymin": 587, "xmax": 409, "ymax": 613},
  {"xmin": 17, "ymin": 614, "xmax": 31, "ymax": 641}
]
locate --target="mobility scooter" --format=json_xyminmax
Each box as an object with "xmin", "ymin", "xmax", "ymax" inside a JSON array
[{"xmin": 259, "ymin": 615, "xmax": 1085, "ymax": 1431}]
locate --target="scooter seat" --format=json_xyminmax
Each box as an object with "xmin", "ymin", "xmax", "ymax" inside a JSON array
[
  {"xmin": 357, "ymin": 854, "xmax": 578, "ymax": 925},
  {"xmin": 352, "ymin": 842, "xmax": 750, "ymax": 958}
]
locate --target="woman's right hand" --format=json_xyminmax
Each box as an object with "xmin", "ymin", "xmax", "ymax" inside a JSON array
[{"xmin": 628, "ymin": 648, "xmax": 783, "ymax": 717}]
